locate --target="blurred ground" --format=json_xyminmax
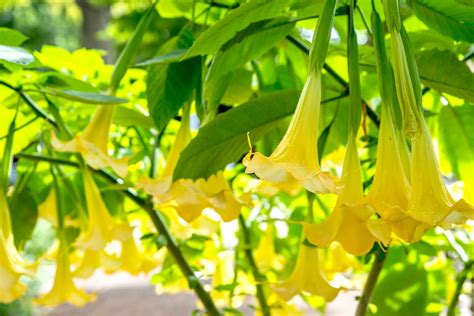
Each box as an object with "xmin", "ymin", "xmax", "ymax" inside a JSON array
[{"xmin": 39, "ymin": 272, "xmax": 357, "ymax": 316}]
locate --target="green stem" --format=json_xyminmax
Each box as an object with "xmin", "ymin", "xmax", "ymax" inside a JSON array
[
  {"xmin": 447, "ymin": 261, "xmax": 473, "ymax": 316},
  {"xmin": 238, "ymin": 214, "xmax": 271, "ymax": 316},
  {"xmin": 15, "ymin": 153, "xmax": 220, "ymax": 316},
  {"xmin": 355, "ymin": 253, "xmax": 387, "ymax": 316}
]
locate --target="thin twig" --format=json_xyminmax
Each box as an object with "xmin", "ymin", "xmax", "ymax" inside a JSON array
[{"xmin": 355, "ymin": 252, "xmax": 387, "ymax": 316}]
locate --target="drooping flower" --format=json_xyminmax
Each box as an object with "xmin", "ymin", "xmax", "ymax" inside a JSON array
[
  {"xmin": 304, "ymin": 138, "xmax": 391, "ymax": 255},
  {"xmin": 169, "ymin": 172, "xmax": 249, "ymax": 222},
  {"xmin": 211, "ymin": 251, "xmax": 235, "ymax": 307},
  {"xmin": 35, "ymin": 240, "xmax": 95, "ymax": 307},
  {"xmin": 0, "ymin": 189, "xmax": 35, "ymax": 303},
  {"xmin": 254, "ymin": 223, "xmax": 283, "ymax": 272},
  {"xmin": 404, "ymin": 122, "xmax": 474, "ymax": 226},
  {"xmin": 366, "ymin": 99, "xmax": 429, "ymax": 243},
  {"xmin": 52, "ymin": 105, "xmax": 128, "ymax": 177},
  {"xmin": 272, "ymin": 242, "xmax": 339, "ymax": 302},
  {"xmin": 0, "ymin": 233, "xmax": 27, "ymax": 303},
  {"xmin": 74, "ymin": 168, "xmax": 132, "ymax": 251},
  {"xmin": 244, "ymin": 72, "xmax": 341, "ymax": 194}
]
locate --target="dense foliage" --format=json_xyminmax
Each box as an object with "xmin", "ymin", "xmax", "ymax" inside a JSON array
[{"xmin": 0, "ymin": 0, "xmax": 473, "ymax": 315}]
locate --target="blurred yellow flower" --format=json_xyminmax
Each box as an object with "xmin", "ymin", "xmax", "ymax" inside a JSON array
[
  {"xmin": 170, "ymin": 172, "xmax": 248, "ymax": 222},
  {"xmin": 72, "ymin": 249, "xmax": 120, "ymax": 279},
  {"xmin": 405, "ymin": 123, "xmax": 474, "ymax": 226},
  {"xmin": 304, "ymin": 139, "xmax": 391, "ymax": 255},
  {"xmin": 244, "ymin": 72, "xmax": 341, "ymax": 194},
  {"xmin": 211, "ymin": 251, "xmax": 235, "ymax": 307},
  {"xmin": 35, "ymin": 241, "xmax": 95, "ymax": 307},
  {"xmin": 74, "ymin": 168, "xmax": 132, "ymax": 251},
  {"xmin": 367, "ymin": 100, "xmax": 429, "ymax": 242},
  {"xmin": 52, "ymin": 105, "xmax": 128, "ymax": 177},
  {"xmin": 272, "ymin": 243, "xmax": 339, "ymax": 302},
  {"xmin": 254, "ymin": 223, "xmax": 283, "ymax": 272}
]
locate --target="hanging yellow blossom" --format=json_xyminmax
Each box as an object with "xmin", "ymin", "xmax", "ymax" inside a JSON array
[
  {"xmin": 0, "ymin": 233, "xmax": 27, "ymax": 303},
  {"xmin": 72, "ymin": 249, "xmax": 120, "ymax": 279},
  {"xmin": 52, "ymin": 105, "xmax": 128, "ymax": 177},
  {"xmin": 272, "ymin": 242, "xmax": 339, "ymax": 302},
  {"xmin": 169, "ymin": 172, "xmax": 249, "ymax": 222},
  {"xmin": 405, "ymin": 122, "xmax": 474, "ymax": 226},
  {"xmin": 244, "ymin": 72, "xmax": 341, "ymax": 194},
  {"xmin": 74, "ymin": 168, "xmax": 132, "ymax": 251},
  {"xmin": 367, "ymin": 101, "xmax": 429, "ymax": 243},
  {"xmin": 304, "ymin": 139, "xmax": 391, "ymax": 255},
  {"xmin": 35, "ymin": 241, "xmax": 95, "ymax": 307}
]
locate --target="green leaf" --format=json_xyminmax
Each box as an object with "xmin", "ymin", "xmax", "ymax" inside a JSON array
[
  {"xmin": 10, "ymin": 187, "xmax": 38, "ymax": 248},
  {"xmin": 136, "ymin": 49, "xmax": 187, "ymax": 67},
  {"xmin": 0, "ymin": 45, "xmax": 34, "ymax": 66},
  {"xmin": 416, "ymin": 50, "xmax": 474, "ymax": 102},
  {"xmin": 0, "ymin": 28, "xmax": 28, "ymax": 46},
  {"xmin": 113, "ymin": 106, "xmax": 155, "ymax": 129},
  {"xmin": 438, "ymin": 105, "xmax": 474, "ymax": 187},
  {"xmin": 407, "ymin": 0, "xmax": 474, "ymax": 43},
  {"xmin": 147, "ymin": 30, "xmax": 200, "ymax": 132},
  {"xmin": 184, "ymin": 0, "xmax": 290, "ymax": 58},
  {"xmin": 207, "ymin": 19, "xmax": 295, "ymax": 84},
  {"xmin": 173, "ymin": 90, "xmax": 300, "ymax": 180},
  {"xmin": 110, "ymin": 5, "xmax": 155, "ymax": 92},
  {"xmin": 46, "ymin": 89, "xmax": 128, "ymax": 104}
]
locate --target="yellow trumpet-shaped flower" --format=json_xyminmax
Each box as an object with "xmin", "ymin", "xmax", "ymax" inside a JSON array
[
  {"xmin": 116, "ymin": 238, "xmax": 158, "ymax": 275},
  {"xmin": 272, "ymin": 242, "xmax": 339, "ymax": 302},
  {"xmin": 211, "ymin": 251, "xmax": 235, "ymax": 307},
  {"xmin": 0, "ymin": 190, "xmax": 35, "ymax": 303},
  {"xmin": 0, "ymin": 233, "xmax": 26, "ymax": 303},
  {"xmin": 254, "ymin": 223, "xmax": 283, "ymax": 272},
  {"xmin": 405, "ymin": 122, "xmax": 474, "ymax": 226},
  {"xmin": 367, "ymin": 101, "xmax": 429, "ymax": 243},
  {"xmin": 72, "ymin": 249, "xmax": 120, "ymax": 279},
  {"xmin": 244, "ymin": 72, "xmax": 341, "ymax": 194},
  {"xmin": 75, "ymin": 168, "xmax": 132, "ymax": 251},
  {"xmin": 138, "ymin": 105, "xmax": 192, "ymax": 202},
  {"xmin": 52, "ymin": 105, "xmax": 128, "ymax": 177},
  {"xmin": 304, "ymin": 139, "xmax": 391, "ymax": 256},
  {"xmin": 35, "ymin": 241, "xmax": 95, "ymax": 307},
  {"xmin": 169, "ymin": 172, "xmax": 248, "ymax": 222}
]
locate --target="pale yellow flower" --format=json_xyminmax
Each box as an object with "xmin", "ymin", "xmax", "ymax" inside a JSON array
[
  {"xmin": 244, "ymin": 72, "xmax": 341, "ymax": 194},
  {"xmin": 405, "ymin": 123, "xmax": 474, "ymax": 226},
  {"xmin": 272, "ymin": 242, "xmax": 339, "ymax": 302},
  {"xmin": 53, "ymin": 105, "xmax": 128, "ymax": 177},
  {"xmin": 74, "ymin": 168, "xmax": 132, "ymax": 251},
  {"xmin": 367, "ymin": 100, "xmax": 429, "ymax": 242},
  {"xmin": 35, "ymin": 241, "xmax": 95, "ymax": 307},
  {"xmin": 304, "ymin": 139, "xmax": 391, "ymax": 255}
]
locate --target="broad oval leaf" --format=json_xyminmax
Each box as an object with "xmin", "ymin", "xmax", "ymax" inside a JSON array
[
  {"xmin": 173, "ymin": 90, "xmax": 300, "ymax": 180},
  {"xmin": 184, "ymin": 0, "xmax": 290, "ymax": 58},
  {"xmin": 0, "ymin": 28, "xmax": 28, "ymax": 46},
  {"xmin": 0, "ymin": 45, "xmax": 34, "ymax": 66},
  {"xmin": 407, "ymin": 0, "xmax": 474, "ymax": 42},
  {"xmin": 416, "ymin": 49, "xmax": 474, "ymax": 102}
]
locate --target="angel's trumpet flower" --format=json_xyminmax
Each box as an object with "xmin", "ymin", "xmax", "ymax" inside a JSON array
[
  {"xmin": 304, "ymin": 139, "xmax": 391, "ymax": 256},
  {"xmin": 0, "ymin": 233, "xmax": 26, "ymax": 303},
  {"xmin": 72, "ymin": 249, "xmax": 120, "ymax": 279},
  {"xmin": 35, "ymin": 241, "xmax": 95, "ymax": 307},
  {"xmin": 74, "ymin": 168, "xmax": 131, "ymax": 251},
  {"xmin": 0, "ymin": 190, "xmax": 35, "ymax": 303},
  {"xmin": 405, "ymin": 123, "xmax": 473, "ymax": 226},
  {"xmin": 138, "ymin": 105, "xmax": 192, "ymax": 202},
  {"xmin": 367, "ymin": 101, "xmax": 429, "ymax": 242},
  {"xmin": 169, "ymin": 172, "xmax": 249, "ymax": 222},
  {"xmin": 244, "ymin": 72, "xmax": 341, "ymax": 194},
  {"xmin": 272, "ymin": 242, "xmax": 339, "ymax": 302},
  {"xmin": 53, "ymin": 105, "xmax": 128, "ymax": 177},
  {"xmin": 116, "ymin": 238, "xmax": 158, "ymax": 275}
]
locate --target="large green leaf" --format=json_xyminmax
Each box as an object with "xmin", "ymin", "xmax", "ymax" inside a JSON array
[
  {"xmin": 0, "ymin": 28, "xmax": 27, "ymax": 46},
  {"xmin": 0, "ymin": 45, "xmax": 34, "ymax": 66},
  {"xmin": 416, "ymin": 50, "xmax": 474, "ymax": 102},
  {"xmin": 147, "ymin": 30, "xmax": 200, "ymax": 132},
  {"xmin": 184, "ymin": 0, "xmax": 290, "ymax": 58},
  {"xmin": 207, "ymin": 19, "xmax": 295, "ymax": 84},
  {"xmin": 113, "ymin": 106, "xmax": 155, "ymax": 129},
  {"xmin": 147, "ymin": 30, "xmax": 201, "ymax": 130},
  {"xmin": 173, "ymin": 90, "xmax": 301, "ymax": 180},
  {"xmin": 438, "ymin": 105, "xmax": 474, "ymax": 199},
  {"xmin": 407, "ymin": 0, "xmax": 474, "ymax": 42}
]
